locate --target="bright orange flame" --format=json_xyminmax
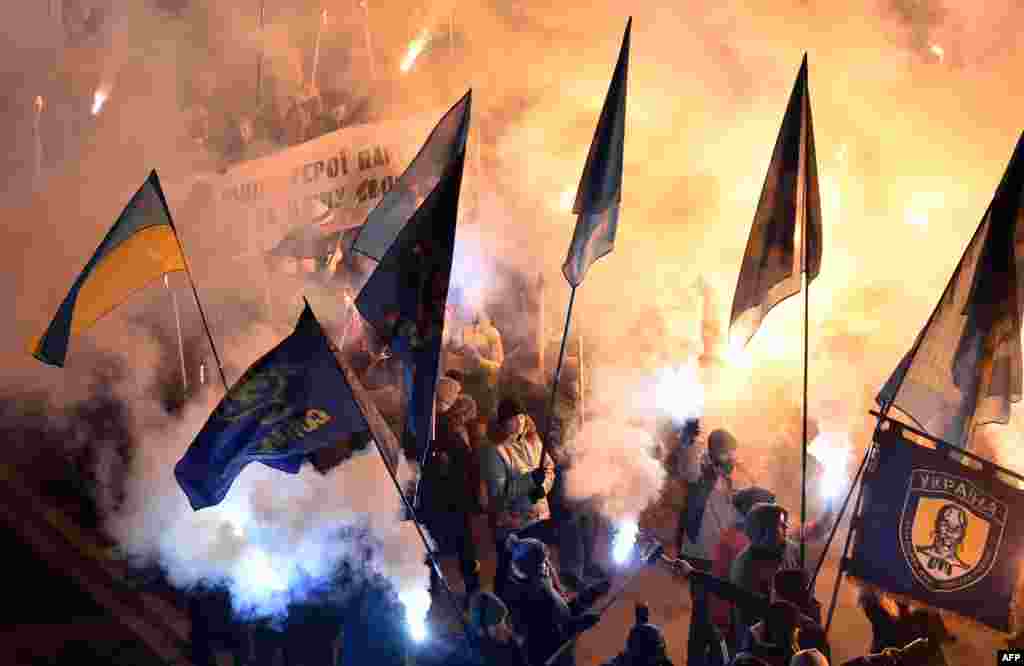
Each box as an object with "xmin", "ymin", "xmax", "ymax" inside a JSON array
[
  {"xmin": 400, "ymin": 29, "xmax": 430, "ymax": 73},
  {"xmin": 91, "ymin": 87, "xmax": 110, "ymax": 115},
  {"xmin": 929, "ymin": 44, "xmax": 945, "ymax": 64}
]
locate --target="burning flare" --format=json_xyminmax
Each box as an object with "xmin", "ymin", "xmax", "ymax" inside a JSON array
[
  {"xmin": 929, "ymin": 44, "xmax": 945, "ymax": 64},
  {"xmin": 558, "ymin": 188, "xmax": 575, "ymax": 213},
  {"xmin": 612, "ymin": 519, "xmax": 640, "ymax": 565},
  {"xmin": 400, "ymin": 586, "xmax": 431, "ymax": 643},
  {"xmin": 807, "ymin": 431, "xmax": 852, "ymax": 500},
  {"xmin": 91, "ymin": 86, "xmax": 111, "ymax": 115},
  {"xmin": 654, "ymin": 363, "xmax": 705, "ymax": 424},
  {"xmin": 400, "ymin": 29, "xmax": 431, "ymax": 73}
]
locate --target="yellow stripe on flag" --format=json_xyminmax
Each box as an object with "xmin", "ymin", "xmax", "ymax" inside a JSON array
[{"xmin": 68, "ymin": 224, "xmax": 185, "ymax": 339}]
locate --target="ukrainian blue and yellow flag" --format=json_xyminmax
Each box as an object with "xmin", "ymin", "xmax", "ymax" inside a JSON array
[{"xmin": 31, "ymin": 170, "xmax": 187, "ymax": 367}]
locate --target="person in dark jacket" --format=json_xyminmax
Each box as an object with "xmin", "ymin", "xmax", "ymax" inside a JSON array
[
  {"xmin": 600, "ymin": 604, "xmax": 674, "ymax": 666},
  {"xmin": 340, "ymin": 574, "xmax": 411, "ymax": 666},
  {"xmin": 660, "ymin": 558, "xmax": 829, "ymax": 663},
  {"xmin": 468, "ymin": 591, "xmax": 531, "ymax": 666},
  {"xmin": 501, "ymin": 534, "xmax": 607, "ymax": 666},
  {"xmin": 731, "ymin": 503, "xmax": 804, "ymax": 646},
  {"xmin": 423, "ymin": 386, "xmax": 483, "ymax": 600}
]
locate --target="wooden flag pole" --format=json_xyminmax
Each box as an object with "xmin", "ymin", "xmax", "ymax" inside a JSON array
[
  {"xmin": 151, "ymin": 172, "xmax": 230, "ymax": 393},
  {"xmin": 540, "ymin": 286, "xmax": 577, "ymax": 468},
  {"xmin": 256, "ymin": 0, "xmax": 266, "ymax": 106},
  {"xmin": 164, "ymin": 273, "xmax": 188, "ymax": 395},
  {"xmin": 311, "ymin": 7, "xmax": 327, "ymax": 92},
  {"xmin": 359, "ymin": 0, "xmax": 377, "ymax": 81}
]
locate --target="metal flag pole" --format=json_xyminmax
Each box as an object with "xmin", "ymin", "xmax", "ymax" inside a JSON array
[
  {"xmin": 799, "ymin": 82, "xmax": 811, "ymax": 572},
  {"xmin": 824, "ymin": 445, "xmax": 870, "ymax": 635},
  {"xmin": 164, "ymin": 273, "xmax": 188, "ymax": 395}
]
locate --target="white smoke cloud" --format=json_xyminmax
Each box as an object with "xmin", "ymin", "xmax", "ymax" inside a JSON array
[
  {"xmin": 106, "ymin": 331, "xmax": 427, "ymax": 620},
  {"xmin": 563, "ymin": 419, "xmax": 666, "ymax": 523}
]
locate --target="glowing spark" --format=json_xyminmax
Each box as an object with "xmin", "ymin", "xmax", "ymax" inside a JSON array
[
  {"xmin": 654, "ymin": 364, "xmax": 704, "ymax": 424},
  {"xmin": 400, "ymin": 29, "xmax": 431, "ymax": 73},
  {"xmin": 612, "ymin": 519, "xmax": 639, "ymax": 565},
  {"xmin": 400, "ymin": 587, "xmax": 431, "ymax": 643},
  {"xmin": 559, "ymin": 188, "xmax": 575, "ymax": 213},
  {"xmin": 808, "ymin": 432, "xmax": 852, "ymax": 500},
  {"xmin": 91, "ymin": 86, "xmax": 110, "ymax": 115},
  {"xmin": 929, "ymin": 44, "xmax": 945, "ymax": 64}
]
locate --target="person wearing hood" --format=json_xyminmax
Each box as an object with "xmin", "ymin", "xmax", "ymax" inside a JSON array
[
  {"xmin": 468, "ymin": 591, "xmax": 531, "ymax": 666},
  {"xmin": 600, "ymin": 604, "xmax": 674, "ymax": 666},
  {"xmin": 480, "ymin": 398, "xmax": 555, "ymax": 600},
  {"xmin": 730, "ymin": 503, "xmax": 804, "ymax": 646},
  {"xmin": 501, "ymin": 535, "xmax": 607, "ymax": 666}
]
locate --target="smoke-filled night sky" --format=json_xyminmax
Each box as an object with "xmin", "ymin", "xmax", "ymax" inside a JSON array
[{"xmin": 4, "ymin": 0, "xmax": 1024, "ymax": 661}]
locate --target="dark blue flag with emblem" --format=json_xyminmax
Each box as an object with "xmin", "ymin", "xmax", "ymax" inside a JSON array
[
  {"xmin": 877, "ymin": 133, "xmax": 1024, "ymax": 449},
  {"xmin": 848, "ymin": 420, "xmax": 1024, "ymax": 631},
  {"xmin": 351, "ymin": 92, "xmax": 471, "ymax": 262},
  {"xmin": 729, "ymin": 54, "xmax": 822, "ymax": 348},
  {"xmin": 562, "ymin": 18, "xmax": 630, "ymax": 287},
  {"xmin": 355, "ymin": 148, "xmax": 466, "ymax": 462},
  {"xmin": 175, "ymin": 301, "xmax": 370, "ymax": 510}
]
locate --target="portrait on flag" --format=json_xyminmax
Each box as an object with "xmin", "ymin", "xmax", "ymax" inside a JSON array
[{"xmin": 848, "ymin": 421, "xmax": 1024, "ymax": 630}]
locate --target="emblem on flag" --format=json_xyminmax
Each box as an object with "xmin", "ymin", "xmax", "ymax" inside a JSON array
[{"xmin": 899, "ymin": 469, "xmax": 1006, "ymax": 592}]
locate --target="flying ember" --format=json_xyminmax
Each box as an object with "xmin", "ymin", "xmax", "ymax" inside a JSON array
[
  {"xmin": 91, "ymin": 87, "xmax": 110, "ymax": 115},
  {"xmin": 400, "ymin": 29, "xmax": 431, "ymax": 73}
]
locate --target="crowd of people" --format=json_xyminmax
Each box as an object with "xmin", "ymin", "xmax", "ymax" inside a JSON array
[{"xmin": 184, "ymin": 266, "xmax": 973, "ymax": 665}]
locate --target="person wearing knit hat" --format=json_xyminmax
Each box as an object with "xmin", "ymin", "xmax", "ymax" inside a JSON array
[
  {"xmin": 480, "ymin": 397, "xmax": 555, "ymax": 600},
  {"xmin": 468, "ymin": 591, "xmax": 530, "ymax": 666},
  {"xmin": 501, "ymin": 533, "xmax": 606, "ymax": 666}
]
